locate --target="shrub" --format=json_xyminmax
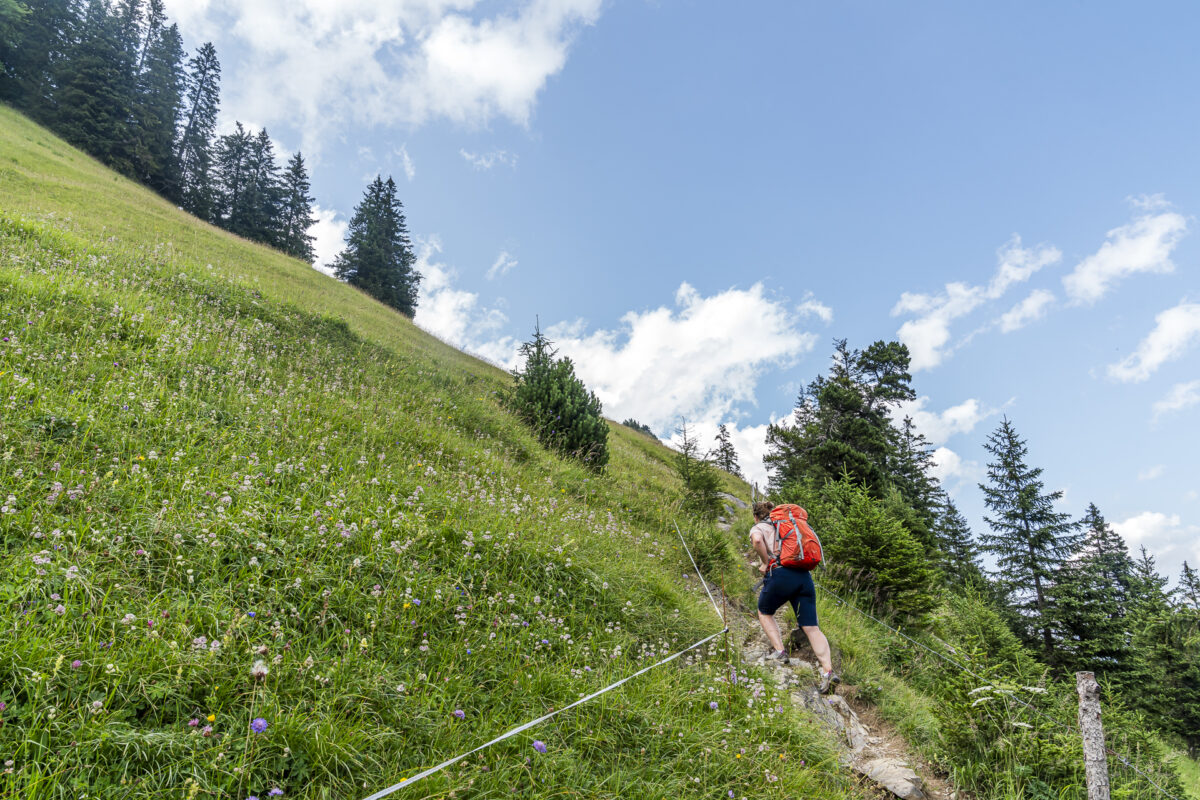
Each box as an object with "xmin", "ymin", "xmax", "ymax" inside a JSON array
[
  {"xmin": 673, "ymin": 422, "xmax": 722, "ymax": 520},
  {"xmin": 507, "ymin": 323, "xmax": 609, "ymax": 469}
]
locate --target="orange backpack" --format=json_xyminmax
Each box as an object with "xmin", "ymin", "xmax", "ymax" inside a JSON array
[{"xmin": 769, "ymin": 504, "xmax": 823, "ymax": 570}]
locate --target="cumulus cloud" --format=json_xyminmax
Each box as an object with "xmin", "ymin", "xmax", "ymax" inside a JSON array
[
  {"xmin": 1153, "ymin": 380, "xmax": 1200, "ymax": 418},
  {"xmin": 891, "ymin": 236, "xmax": 1060, "ymax": 370},
  {"xmin": 413, "ymin": 237, "xmax": 514, "ymax": 352},
  {"xmin": 164, "ymin": 0, "xmax": 603, "ymax": 151},
  {"xmin": 894, "ymin": 397, "xmax": 994, "ymax": 447},
  {"xmin": 460, "ymin": 149, "xmax": 518, "ymax": 170},
  {"xmin": 309, "ymin": 205, "xmax": 348, "ymax": 275},
  {"xmin": 1112, "ymin": 512, "xmax": 1200, "ymax": 569},
  {"xmin": 928, "ymin": 446, "xmax": 980, "ymax": 487},
  {"xmin": 1108, "ymin": 302, "xmax": 1200, "ymax": 383},
  {"xmin": 486, "ymin": 250, "xmax": 518, "ymax": 280},
  {"xmin": 998, "ymin": 289, "xmax": 1055, "ymax": 333},
  {"xmin": 1138, "ymin": 465, "xmax": 1166, "ymax": 481},
  {"xmin": 1063, "ymin": 211, "xmax": 1188, "ymax": 305},
  {"xmin": 665, "ymin": 420, "xmax": 776, "ymax": 490}
]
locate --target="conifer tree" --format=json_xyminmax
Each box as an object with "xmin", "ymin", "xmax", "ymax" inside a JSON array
[
  {"xmin": 766, "ymin": 339, "xmax": 914, "ymax": 496},
  {"xmin": 1051, "ymin": 503, "xmax": 1134, "ymax": 677},
  {"xmin": 132, "ymin": 20, "xmax": 183, "ymax": 196},
  {"xmin": 978, "ymin": 417, "xmax": 1080, "ymax": 662},
  {"xmin": 0, "ymin": 0, "xmax": 28, "ymax": 78},
  {"xmin": 53, "ymin": 0, "xmax": 138, "ymax": 174},
  {"xmin": 712, "ymin": 424, "xmax": 741, "ymax": 477},
  {"xmin": 279, "ymin": 152, "xmax": 317, "ymax": 262},
  {"xmin": 621, "ymin": 418, "xmax": 658, "ymax": 441},
  {"xmin": 507, "ymin": 323, "xmax": 609, "ymax": 469},
  {"xmin": 889, "ymin": 415, "xmax": 939, "ymax": 549},
  {"xmin": 213, "ymin": 121, "xmax": 251, "ymax": 227},
  {"xmin": 676, "ymin": 422, "xmax": 722, "ymax": 519},
  {"xmin": 231, "ymin": 128, "xmax": 284, "ymax": 244},
  {"xmin": 176, "ymin": 41, "xmax": 220, "ymax": 220},
  {"xmin": 1180, "ymin": 562, "xmax": 1200, "ymax": 610},
  {"xmin": 333, "ymin": 176, "xmax": 420, "ymax": 316},
  {"xmin": 932, "ymin": 495, "xmax": 982, "ymax": 586},
  {"xmin": 0, "ymin": 0, "xmax": 72, "ymax": 115}
]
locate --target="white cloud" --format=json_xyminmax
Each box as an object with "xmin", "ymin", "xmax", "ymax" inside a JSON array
[
  {"xmin": 1153, "ymin": 380, "xmax": 1200, "ymax": 418},
  {"xmin": 395, "ymin": 145, "xmax": 416, "ymax": 181},
  {"xmin": 928, "ymin": 446, "xmax": 978, "ymax": 486},
  {"xmin": 309, "ymin": 205, "xmax": 348, "ymax": 275},
  {"xmin": 665, "ymin": 420, "xmax": 775, "ymax": 491},
  {"xmin": 1138, "ymin": 465, "xmax": 1166, "ymax": 481},
  {"xmin": 797, "ymin": 294, "xmax": 834, "ymax": 324},
  {"xmin": 486, "ymin": 250, "xmax": 518, "ymax": 280},
  {"xmin": 412, "ymin": 237, "xmax": 514, "ymax": 354},
  {"xmin": 894, "ymin": 397, "xmax": 993, "ymax": 447},
  {"xmin": 891, "ymin": 236, "xmax": 1060, "ymax": 371},
  {"xmin": 1063, "ymin": 211, "xmax": 1188, "ymax": 305},
  {"xmin": 460, "ymin": 149, "xmax": 519, "ymax": 170},
  {"xmin": 1108, "ymin": 302, "xmax": 1200, "ymax": 383},
  {"xmin": 1112, "ymin": 511, "xmax": 1200, "ymax": 567},
  {"xmin": 165, "ymin": 0, "xmax": 603, "ymax": 151},
  {"xmin": 998, "ymin": 289, "xmax": 1055, "ymax": 333},
  {"xmin": 1127, "ymin": 193, "xmax": 1171, "ymax": 211}
]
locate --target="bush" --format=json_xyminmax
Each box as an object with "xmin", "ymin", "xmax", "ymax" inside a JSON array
[
  {"xmin": 507, "ymin": 324, "xmax": 609, "ymax": 469},
  {"xmin": 674, "ymin": 422, "xmax": 722, "ymax": 520}
]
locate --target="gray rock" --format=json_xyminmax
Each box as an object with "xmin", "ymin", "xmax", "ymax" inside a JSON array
[
  {"xmin": 718, "ymin": 492, "xmax": 748, "ymax": 509},
  {"xmin": 858, "ymin": 758, "xmax": 928, "ymax": 800}
]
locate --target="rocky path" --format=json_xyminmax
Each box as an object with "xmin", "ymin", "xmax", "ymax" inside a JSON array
[{"xmin": 714, "ymin": 493, "xmax": 961, "ymax": 800}]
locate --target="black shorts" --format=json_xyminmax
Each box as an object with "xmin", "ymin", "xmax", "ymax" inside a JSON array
[{"xmin": 757, "ymin": 566, "xmax": 818, "ymax": 627}]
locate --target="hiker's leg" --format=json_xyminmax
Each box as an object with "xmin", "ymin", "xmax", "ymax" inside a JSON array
[
  {"xmin": 801, "ymin": 625, "xmax": 832, "ymax": 673},
  {"xmin": 757, "ymin": 611, "xmax": 785, "ymax": 652}
]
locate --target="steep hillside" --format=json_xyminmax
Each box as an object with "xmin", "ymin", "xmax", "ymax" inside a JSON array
[{"xmin": 0, "ymin": 106, "xmax": 854, "ymax": 799}]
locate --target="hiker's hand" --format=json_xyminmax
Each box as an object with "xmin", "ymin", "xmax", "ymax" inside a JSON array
[{"xmin": 758, "ymin": 563, "xmax": 768, "ymax": 574}]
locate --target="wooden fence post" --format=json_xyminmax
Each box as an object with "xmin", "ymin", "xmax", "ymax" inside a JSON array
[{"xmin": 1076, "ymin": 671, "xmax": 1111, "ymax": 800}]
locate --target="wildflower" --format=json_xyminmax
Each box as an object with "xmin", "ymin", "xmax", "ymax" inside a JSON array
[
  {"xmin": 251, "ymin": 717, "xmax": 269, "ymax": 733},
  {"xmin": 250, "ymin": 660, "xmax": 269, "ymax": 680},
  {"xmin": 247, "ymin": 611, "xmax": 256, "ymax": 618},
  {"xmin": 454, "ymin": 709, "xmax": 465, "ymax": 719},
  {"xmin": 207, "ymin": 714, "xmax": 216, "ymax": 722},
  {"xmin": 248, "ymin": 796, "xmax": 259, "ymax": 800},
  {"xmin": 53, "ymin": 604, "xmax": 66, "ymax": 615},
  {"xmin": 532, "ymin": 740, "xmax": 547, "ymax": 754},
  {"xmin": 71, "ymin": 660, "xmax": 82, "ymax": 669},
  {"xmin": 709, "ymin": 701, "xmax": 718, "ymax": 710},
  {"xmin": 188, "ymin": 718, "xmax": 200, "ymax": 727},
  {"xmin": 269, "ymin": 790, "xmax": 283, "ymax": 797},
  {"xmin": 202, "ymin": 725, "xmax": 213, "ymax": 737}
]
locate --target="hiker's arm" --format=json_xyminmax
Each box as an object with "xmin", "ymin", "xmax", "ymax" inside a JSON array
[{"xmin": 750, "ymin": 529, "xmax": 772, "ymax": 572}]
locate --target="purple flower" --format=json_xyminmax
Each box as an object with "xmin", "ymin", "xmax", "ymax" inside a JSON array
[
  {"xmin": 269, "ymin": 790, "xmax": 283, "ymax": 797},
  {"xmin": 532, "ymin": 740, "xmax": 547, "ymax": 754},
  {"xmin": 188, "ymin": 718, "xmax": 199, "ymax": 727},
  {"xmin": 709, "ymin": 701, "xmax": 718, "ymax": 710},
  {"xmin": 540, "ymin": 639, "xmax": 549, "ymax": 645},
  {"xmin": 71, "ymin": 660, "xmax": 82, "ymax": 669},
  {"xmin": 453, "ymin": 709, "xmax": 465, "ymax": 719},
  {"xmin": 250, "ymin": 717, "xmax": 269, "ymax": 733},
  {"xmin": 247, "ymin": 796, "xmax": 259, "ymax": 800},
  {"xmin": 247, "ymin": 611, "xmax": 256, "ymax": 618},
  {"xmin": 413, "ymin": 599, "xmax": 421, "ymax": 606}
]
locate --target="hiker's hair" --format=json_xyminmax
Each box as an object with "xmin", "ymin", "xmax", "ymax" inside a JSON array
[{"xmin": 752, "ymin": 501, "xmax": 774, "ymax": 521}]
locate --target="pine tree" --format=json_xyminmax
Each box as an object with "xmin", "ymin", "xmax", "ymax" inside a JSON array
[
  {"xmin": 506, "ymin": 323, "xmax": 609, "ymax": 469},
  {"xmin": 676, "ymin": 422, "xmax": 722, "ymax": 519},
  {"xmin": 333, "ymin": 176, "xmax": 420, "ymax": 316},
  {"xmin": 978, "ymin": 417, "xmax": 1080, "ymax": 663},
  {"xmin": 889, "ymin": 415, "xmax": 940, "ymax": 549},
  {"xmin": 132, "ymin": 20, "xmax": 183, "ymax": 196},
  {"xmin": 0, "ymin": 0, "xmax": 74, "ymax": 115},
  {"xmin": 1180, "ymin": 562, "xmax": 1200, "ymax": 610},
  {"xmin": 712, "ymin": 424, "xmax": 741, "ymax": 477},
  {"xmin": 213, "ymin": 121, "xmax": 251, "ymax": 227},
  {"xmin": 233, "ymin": 128, "xmax": 284, "ymax": 244},
  {"xmin": 932, "ymin": 495, "xmax": 982, "ymax": 586},
  {"xmin": 766, "ymin": 339, "xmax": 915, "ymax": 497},
  {"xmin": 176, "ymin": 41, "xmax": 220, "ymax": 220},
  {"xmin": 1051, "ymin": 503, "xmax": 1134, "ymax": 678},
  {"xmin": 53, "ymin": 0, "xmax": 138, "ymax": 175},
  {"xmin": 279, "ymin": 151, "xmax": 316, "ymax": 262}
]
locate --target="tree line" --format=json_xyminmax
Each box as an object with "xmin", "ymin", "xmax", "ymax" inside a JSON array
[
  {"xmin": 0, "ymin": 0, "xmax": 421, "ymax": 316},
  {"xmin": 764, "ymin": 338, "xmax": 1199, "ymax": 754}
]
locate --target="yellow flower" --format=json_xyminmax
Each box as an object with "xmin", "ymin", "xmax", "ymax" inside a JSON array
[
  {"xmin": 206, "ymin": 714, "xmax": 215, "ymax": 722},
  {"xmin": 403, "ymin": 602, "xmax": 411, "ymax": 609},
  {"xmin": 735, "ymin": 753, "xmax": 741, "ymax": 759}
]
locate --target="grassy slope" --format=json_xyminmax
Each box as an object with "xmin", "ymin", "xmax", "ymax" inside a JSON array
[{"xmin": 0, "ymin": 106, "xmax": 854, "ymax": 800}]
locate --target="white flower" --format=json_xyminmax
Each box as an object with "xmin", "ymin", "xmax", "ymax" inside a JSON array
[
  {"xmin": 250, "ymin": 660, "xmax": 269, "ymax": 679},
  {"xmin": 121, "ymin": 614, "xmax": 136, "ymax": 625}
]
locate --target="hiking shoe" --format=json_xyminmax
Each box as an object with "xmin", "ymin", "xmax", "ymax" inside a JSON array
[
  {"xmin": 817, "ymin": 670, "xmax": 841, "ymax": 694},
  {"xmin": 764, "ymin": 649, "xmax": 790, "ymax": 665}
]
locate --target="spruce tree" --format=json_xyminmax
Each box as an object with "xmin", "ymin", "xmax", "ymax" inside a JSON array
[
  {"xmin": 279, "ymin": 152, "xmax": 317, "ymax": 262},
  {"xmin": 0, "ymin": 0, "xmax": 74, "ymax": 115},
  {"xmin": 0, "ymin": 0, "xmax": 28, "ymax": 79},
  {"xmin": 133, "ymin": 20, "xmax": 183, "ymax": 196},
  {"xmin": 621, "ymin": 419, "xmax": 658, "ymax": 441},
  {"xmin": 232, "ymin": 128, "xmax": 284, "ymax": 244},
  {"xmin": 1051, "ymin": 503, "xmax": 1134, "ymax": 678},
  {"xmin": 176, "ymin": 41, "xmax": 220, "ymax": 220},
  {"xmin": 333, "ymin": 176, "xmax": 420, "ymax": 316},
  {"xmin": 507, "ymin": 323, "xmax": 609, "ymax": 469},
  {"xmin": 213, "ymin": 121, "xmax": 251, "ymax": 227},
  {"xmin": 53, "ymin": 0, "xmax": 138, "ymax": 175},
  {"xmin": 932, "ymin": 495, "xmax": 982, "ymax": 586},
  {"xmin": 1180, "ymin": 562, "xmax": 1200, "ymax": 610},
  {"xmin": 978, "ymin": 417, "xmax": 1080, "ymax": 663},
  {"xmin": 712, "ymin": 424, "xmax": 741, "ymax": 477},
  {"xmin": 676, "ymin": 422, "xmax": 722, "ymax": 519}
]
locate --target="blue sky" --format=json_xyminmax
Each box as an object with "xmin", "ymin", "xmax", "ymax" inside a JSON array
[{"xmin": 165, "ymin": 0, "xmax": 1200, "ymax": 583}]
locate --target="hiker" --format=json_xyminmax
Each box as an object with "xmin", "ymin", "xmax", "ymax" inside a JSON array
[{"xmin": 749, "ymin": 500, "xmax": 839, "ymax": 693}]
